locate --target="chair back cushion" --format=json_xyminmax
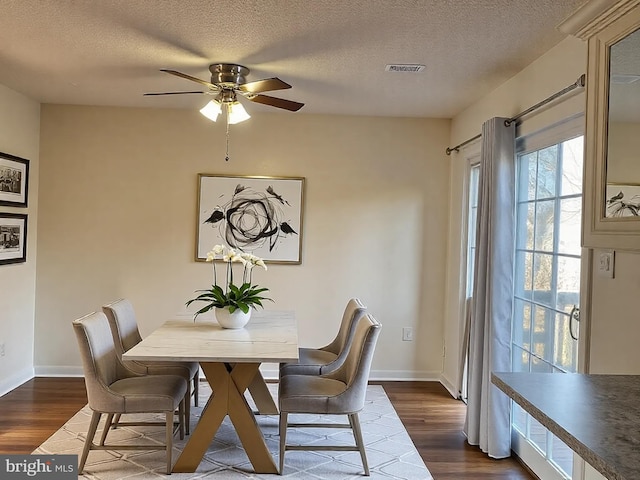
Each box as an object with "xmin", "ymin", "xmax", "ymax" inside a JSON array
[
  {"xmin": 324, "ymin": 298, "xmax": 366, "ymax": 356},
  {"xmin": 326, "ymin": 314, "xmax": 381, "ymax": 411},
  {"xmin": 103, "ymin": 298, "xmax": 143, "ymax": 355},
  {"xmin": 72, "ymin": 311, "xmax": 128, "ymax": 412}
]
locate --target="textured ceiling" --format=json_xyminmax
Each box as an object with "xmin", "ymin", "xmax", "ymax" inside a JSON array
[{"xmin": 0, "ymin": 0, "xmax": 587, "ymax": 118}]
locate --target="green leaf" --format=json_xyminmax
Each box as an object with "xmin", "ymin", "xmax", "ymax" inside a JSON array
[
  {"xmin": 187, "ymin": 280, "xmax": 271, "ymax": 316},
  {"xmin": 237, "ymin": 302, "xmax": 249, "ymax": 314}
]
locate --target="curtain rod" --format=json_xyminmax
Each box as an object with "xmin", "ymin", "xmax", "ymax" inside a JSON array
[{"xmin": 445, "ymin": 74, "xmax": 586, "ymax": 155}]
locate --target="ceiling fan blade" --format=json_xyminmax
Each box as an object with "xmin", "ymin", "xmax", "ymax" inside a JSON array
[
  {"xmin": 143, "ymin": 91, "xmax": 205, "ymax": 96},
  {"xmin": 160, "ymin": 69, "xmax": 220, "ymax": 90},
  {"xmin": 249, "ymin": 94, "xmax": 304, "ymax": 111},
  {"xmin": 239, "ymin": 77, "xmax": 292, "ymax": 94}
]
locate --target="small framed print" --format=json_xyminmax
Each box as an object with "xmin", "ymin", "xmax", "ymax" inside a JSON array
[
  {"xmin": 196, "ymin": 174, "xmax": 305, "ymax": 264},
  {"xmin": 0, "ymin": 152, "xmax": 30, "ymax": 207},
  {"xmin": 0, "ymin": 212, "xmax": 27, "ymax": 265}
]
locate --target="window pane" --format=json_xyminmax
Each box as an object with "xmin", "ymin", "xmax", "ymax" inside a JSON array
[
  {"xmin": 512, "ymin": 299, "xmax": 531, "ymax": 350},
  {"xmin": 531, "ymin": 354, "xmax": 553, "ymax": 373},
  {"xmin": 533, "ymin": 253, "xmax": 553, "ymax": 308},
  {"xmin": 528, "ymin": 416, "xmax": 548, "ymax": 453},
  {"xmin": 558, "ymin": 197, "xmax": 582, "ymax": 255},
  {"xmin": 534, "ymin": 200, "xmax": 554, "ymax": 252},
  {"xmin": 513, "ymin": 401, "xmax": 527, "ymax": 435},
  {"xmin": 466, "ymin": 246, "xmax": 476, "ymax": 296},
  {"xmin": 469, "ymin": 207, "xmax": 477, "ymax": 247},
  {"xmin": 560, "ymin": 137, "xmax": 584, "ymax": 196},
  {"xmin": 512, "ymin": 346, "xmax": 530, "ymax": 373},
  {"xmin": 550, "ymin": 434, "xmax": 573, "ymax": 477},
  {"xmin": 514, "ymin": 251, "xmax": 533, "ymax": 300},
  {"xmin": 553, "ymin": 312, "xmax": 577, "ymax": 372},
  {"xmin": 557, "ymin": 256, "xmax": 581, "ymax": 308},
  {"xmin": 519, "ymin": 152, "xmax": 537, "ymax": 201},
  {"xmin": 532, "ymin": 305, "xmax": 552, "ymax": 363},
  {"xmin": 536, "ymin": 146, "xmax": 558, "ymax": 199},
  {"xmin": 470, "ymin": 166, "xmax": 480, "ymax": 203},
  {"xmin": 516, "ymin": 202, "xmax": 534, "ymax": 250}
]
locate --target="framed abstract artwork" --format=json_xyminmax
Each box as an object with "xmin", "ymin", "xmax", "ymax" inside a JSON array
[
  {"xmin": 0, "ymin": 152, "xmax": 29, "ymax": 207},
  {"xmin": 606, "ymin": 184, "xmax": 640, "ymax": 217},
  {"xmin": 196, "ymin": 174, "xmax": 305, "ymax": 264},
  {"xmin": 0, "ymin": 212, "xmax": 27, "ymax": 265}
]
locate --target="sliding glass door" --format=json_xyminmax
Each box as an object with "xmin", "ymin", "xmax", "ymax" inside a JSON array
[{"xmin": 511, "ymin": 135, "xmax": 583, "ymax": 479}]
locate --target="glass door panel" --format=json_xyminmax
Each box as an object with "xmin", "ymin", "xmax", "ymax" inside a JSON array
[{"xmin": 512, "ymin": 135, "xmax": 583, "ymax": 480}]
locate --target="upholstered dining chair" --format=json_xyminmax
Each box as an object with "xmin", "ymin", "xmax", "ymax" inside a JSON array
[
  {"xmin": 278, "ymin": 314, "xmax": 381, "ymax": 476},
  {"xmin": 103, "ymin": 298, "xmax": 199, "ymax": 434},
  {"xmin": 279, "ymin": 298, "xmax": 367, "ymax": 377},
  {"xmin": 72, "ymin": 311, "xmax": 187, "ymax": 475}
]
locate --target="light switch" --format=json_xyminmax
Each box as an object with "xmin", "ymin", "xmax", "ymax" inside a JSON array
[{"xmin": 597, "ymin": 250, "xmax": 615, "ymax": 279}]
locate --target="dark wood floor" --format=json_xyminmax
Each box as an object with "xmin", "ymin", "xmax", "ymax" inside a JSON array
[{"xmin": 0, "ymin": 378, "xmax": 535, "ymax": 479}]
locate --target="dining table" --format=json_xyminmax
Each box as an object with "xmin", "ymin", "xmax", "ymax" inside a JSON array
[{"xmin": 122, "ymin": 309, "xmax": 299, "ymax": 474}]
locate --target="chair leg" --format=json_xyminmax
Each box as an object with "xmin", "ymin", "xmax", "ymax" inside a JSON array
[
  {"xmin": 349, "ymin": 413, "xmax": 370, "ymax": 476},
  {"xmin": 111, "ymin": 413, "xmax": 121, "ymax": 429},
  {"xmin": 166, "ymin": 411, "xmax": 173, "ymax": 475},
  {"xmin": 99, "ymin": 413, "xmax": 114, "ymax": 446},
  {"xmin": 184, "ymin": 382, "xmax": 191, "ymax": 436},
  {"xmin": 279, "ymin": 411, "xmax": 288, "ymax": 475},
  {"xmin": 178, "ymin": 398, "xmax": 185, "ymax": 440},
  {"xmin": 193, "ymin": 372, "xmax": 199, "ymax": 407},
  {"xmin": 79, "ymin": 411, "xmax": 101, "ymax": 473}
]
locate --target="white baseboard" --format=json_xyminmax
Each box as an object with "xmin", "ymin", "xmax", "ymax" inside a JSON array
[
  {"xmin": 34, "ymin": 365, "xmax": 84, "ymax": 377},
  {"xmin": 368, "ymin": 369, "xmax": 442, "ymax": 381},
  {"xmin": 0, "ymin": 366, "xmax": 35, "ymax": 397},
  {"xmin": 439, "ymin": 374, "xmax": 459, "ymax": 399},
  {"xmin": 32, "ymin": 365, "xmax": 442, "ymax": 383}
]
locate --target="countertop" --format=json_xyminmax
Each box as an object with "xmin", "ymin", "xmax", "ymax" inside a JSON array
[{"xmin": 492, "ymin": 372, "xmax": 640, "ymax": 480}]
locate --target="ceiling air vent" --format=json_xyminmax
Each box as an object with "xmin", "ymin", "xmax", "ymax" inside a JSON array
[{"xmin": 385, "ymin": 64, "xmax": 426, "ymax": 73}]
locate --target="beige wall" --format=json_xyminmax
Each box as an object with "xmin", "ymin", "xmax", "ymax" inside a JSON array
[
  {"xmin": 588, "ymin": 249, "xmax": 640, "ymax": 373},
  {"xmin": 0, "ymin": 84, "xmax": 40, "ymax": 394},
  {"xmin": 35, "ymin": 105, "xmax": 451, "ymax": 379}
]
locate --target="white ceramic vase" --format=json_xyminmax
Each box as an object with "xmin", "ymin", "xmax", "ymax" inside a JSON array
[{"xmin": 215, "ymin": 306, "xmax": 252, "ymax": 329}]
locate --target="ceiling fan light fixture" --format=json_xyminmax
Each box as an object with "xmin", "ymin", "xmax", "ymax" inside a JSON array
[
  {"xmin": 227, "ymin": 101, "xmax": 251, "ymax": 124},
  {"xmin": 200, "ymin": 99, "xmax": 222, "ymax": 122}
]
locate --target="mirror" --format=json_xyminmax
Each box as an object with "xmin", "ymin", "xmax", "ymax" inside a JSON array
[{"xmin": 605, "ymin": 26, "xmax": 640, "ymax": 217}]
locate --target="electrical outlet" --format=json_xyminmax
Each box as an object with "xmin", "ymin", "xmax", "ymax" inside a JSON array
[
  {"xmin": 0, "ymin": 343, "xmax": 5, "ymax": 357},
  {"xmin": 402, "ymin": 327, "xmax": 413, "ymax": 341}
]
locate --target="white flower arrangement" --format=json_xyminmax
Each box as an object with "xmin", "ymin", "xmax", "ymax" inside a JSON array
[{"xmin": 187, "ymin": 244, "xmax": 270, "ymax": 319}]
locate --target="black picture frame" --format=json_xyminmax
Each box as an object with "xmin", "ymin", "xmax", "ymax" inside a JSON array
[
  {"xmin": 0, "ymin": 151, "xmax": 30, "ymax": 207},
  {"xmin": 0, "ymin": 212, "xmax": 27, "ymax": 265}
]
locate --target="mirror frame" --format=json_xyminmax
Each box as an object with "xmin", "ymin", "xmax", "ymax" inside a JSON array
[{"xmin": 583, "ymin": 3, "xmax": 640, "ymax": 250}]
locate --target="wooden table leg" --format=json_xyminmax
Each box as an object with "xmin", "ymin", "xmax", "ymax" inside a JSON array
[
  {"xmin": 248, "ymin": 369, "xmax": 279, "ymax": 414},
  {"xmin": 172, "ymin": 362, "xmax": 228, "ymax": 472},
  {"xmin": 172, "ymin": 362, "xmax": 278, "ymax": 474},
  {"xmin": 229, "ymin": 364, "xmax": 278, "ymax": 473}
]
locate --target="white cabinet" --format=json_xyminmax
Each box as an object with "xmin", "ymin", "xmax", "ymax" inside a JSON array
[{"xmin": 561, "ymin": 0, "xmax": 640, "ymax": 250}]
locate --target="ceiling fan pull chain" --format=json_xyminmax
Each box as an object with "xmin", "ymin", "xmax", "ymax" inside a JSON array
[{"xmin": 225, "ymin": 116, "xmax": 230, "ymax": 162}]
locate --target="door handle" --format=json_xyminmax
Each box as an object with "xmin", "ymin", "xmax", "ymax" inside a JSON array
[{"xmin": 569, "ymin": 305, "xmax": 580, "ymax": 340}]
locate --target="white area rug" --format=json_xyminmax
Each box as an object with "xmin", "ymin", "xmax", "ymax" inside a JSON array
[{"xmin": 34, "ymin": 384, "xmax": 432, "ymax": 479}]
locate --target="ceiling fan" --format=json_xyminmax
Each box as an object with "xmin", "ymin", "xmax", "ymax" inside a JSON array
[{"xmin": 145, "ymin": 63, "xmax": 304, "ymax": 123}]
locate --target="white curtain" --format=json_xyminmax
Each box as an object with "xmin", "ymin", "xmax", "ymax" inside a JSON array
[{"xmin": 464, "ymin": 117, "xmax": 515, "ymax": 458}]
